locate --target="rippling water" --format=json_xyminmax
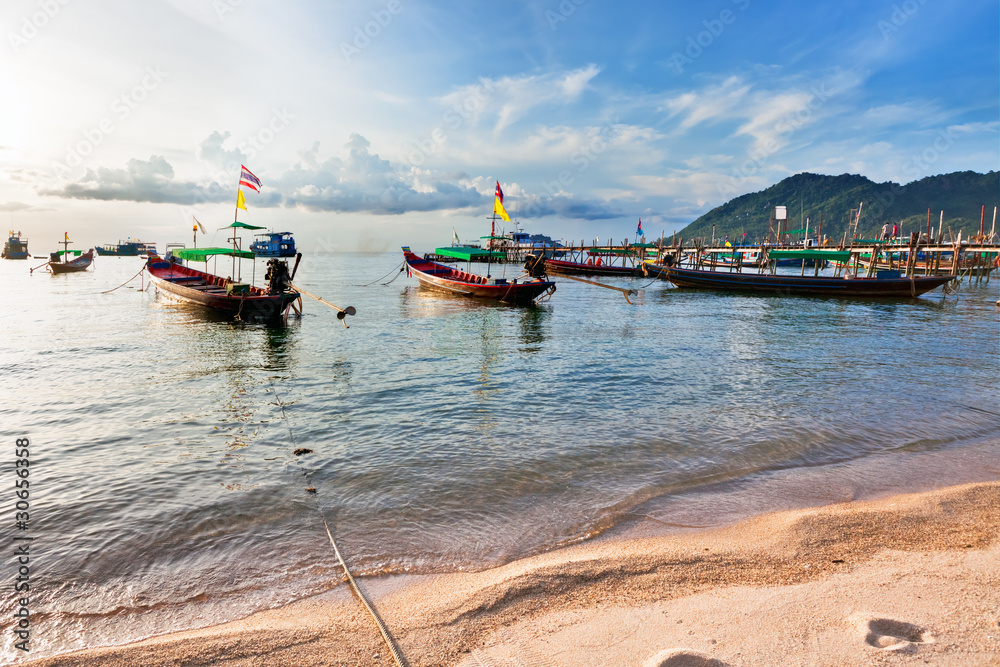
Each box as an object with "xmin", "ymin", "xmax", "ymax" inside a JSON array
[{"xmin": 1, "ymin": 252, "xmax": 998, "ymax": 661}]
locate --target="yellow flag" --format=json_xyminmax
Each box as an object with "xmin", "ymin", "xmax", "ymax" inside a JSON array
[
  {"xmin": 494, "ymin": 196, "xmax": 510, "ymax": 222},
  {"xmin": 236, "ymin": 189, "xmax": 247, "ymax": 212},
  {"xmin": 64, "ymin": 232, "xmax": 69, "ymax": 241}
]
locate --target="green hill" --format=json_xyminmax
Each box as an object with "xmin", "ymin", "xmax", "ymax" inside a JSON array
[{"xmin": 673, "ymin": 171, "xmax": 999, "ymax": 243}]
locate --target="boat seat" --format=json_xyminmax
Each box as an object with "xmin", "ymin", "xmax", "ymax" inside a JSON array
[{"xmin": 165, "ymin": 276, "xmax": 204, "ymax": 283}]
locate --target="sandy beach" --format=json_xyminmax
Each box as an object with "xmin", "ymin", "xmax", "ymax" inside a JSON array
[{"xmin": 22, "ymin": 481, "xmax": 1000, "ymax": 667}]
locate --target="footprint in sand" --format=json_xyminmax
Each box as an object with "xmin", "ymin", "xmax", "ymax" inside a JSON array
[
  {"xmin": 851, "ymin": 614, "xmax": 934, "ymax": 652},
  {"xmin": 642, "ymin": 648, "xmax": 727, "ymax": 667}
]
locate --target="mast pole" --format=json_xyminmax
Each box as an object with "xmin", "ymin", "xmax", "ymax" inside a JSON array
[
  {"xmin": 233, "ymin": 185, "xmax": 240, "ymax": 280},
  {"xmin": 487, "ymin": 212, "xmax": 496, "ymax": 278}
]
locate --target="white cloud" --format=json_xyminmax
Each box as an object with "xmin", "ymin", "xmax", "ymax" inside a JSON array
[
  {"xmin": 440, "ymin": 65, "xmax": 601, "ymax": 135},
  {"xmin": 947, "ymin": 121, "xmax": 1000, "ymax": 134}
]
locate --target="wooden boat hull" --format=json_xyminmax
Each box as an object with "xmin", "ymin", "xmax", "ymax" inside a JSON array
[
  {"xmin": 855, "ymin": 258, "xmax": 996, "ymax": 277},
  {"xmin": 404, "ymin": 249, "xmax": 555, "ymax": 305},
  {"xmin": 543, "ymin": 258, "xmax": 643, "ymax": 277},
  {"xmin": 49, "ymin": 250, "xmax": 94, "ymax": 273},
  {"xmin": 146, "ymin": 256, "xmax": 300, "ymax": 320},
  {"xmin": 645, "ymin": 263, "xmax": 956, "ymax": 297}
]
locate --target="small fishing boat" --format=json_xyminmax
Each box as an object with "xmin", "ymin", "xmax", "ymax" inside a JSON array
[
  {"xmin": 96, "ymin": 240, "xmax": 157, "ymax": 256},
  {"xmin": 2, "ymin": 231, "xmax": 29, "ymax": 259},
  {"xmin": 543, "ymin": 245, "xmax": 650, "ymax": 277},
  {"xmin": 48, "ymin": 249, "xmax": 94, "ymax": 274},
  {"xmin": 403, "ymin": 247, "xmax": 556, "ymax": 305},
  {"xmin": 147, "ymin": 248, "xmax": 301, "ymax": 321},
  {"xmin": 645, "ymin": 249, "xmax": 956, "ymax": 297},
  {"xmin": 249, "ymin": 231, "xmax": 296, "ymax": 257},
  {"xmin": 853, "ymin": 251, "xmax": 995, "ymax": 277},
  {"xmin": 35, "ymin": 234, "xmax": 94, "ymax": 273},
  {"xmin": 544, "ymin": 255, "xmax": 644, "ymax": 277}
]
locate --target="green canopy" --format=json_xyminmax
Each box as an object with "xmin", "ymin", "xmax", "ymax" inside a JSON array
[
  {"xmin": 586, "ymin": 248, "xmax": 635, "ymax": 256},
  {"xmin": 219, "ymin": 221, "xmax": 266, "ymax": 230},
  {"xmin": 435, "ymin": 246, "xmax": 505, "ymax": 261},
  {"xmin": 767, "ymin": 249, "xmax": 852, "ymax": 262},
  {"xmin": 172, "ymin": 247, "xmax": 255, "ymax": 261},
  {"xmin": 781, "ymin": 228, "xmax": 808, "ymax": 235}
]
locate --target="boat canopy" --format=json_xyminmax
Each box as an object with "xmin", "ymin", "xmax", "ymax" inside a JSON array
[
  {"xmin": 219, "ymin": 221, "xmax": 267, "ymax": 230},
  {"xmin": 435, "ymin": 246, "xmax": 505, "ymax": 261},
  {"xmin": 172, "ymin": 247, "xmax": 255, "ymax": 261},
  {"xmin": 767, "ymin": 249, "xmax": 852, "ymax": 262},
  {"xmin": 586, "ymin": 248, "xmax": 636, "ymax": 256},
  {"xmin": 53, "ymin": 249, "xmax": 83, "ymax": 257}
]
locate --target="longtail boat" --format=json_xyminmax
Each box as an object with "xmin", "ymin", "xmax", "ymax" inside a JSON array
[
  {"xmin": 543, "ymin": 244, "xmax": 655, "ymax": 277},
  {"xmin": 146, "ymin": 248, "xmax": 301, "ymax": 321},
  {"xmin": 48, "ymin": 249, "xmax": 94, "ymax": 274},
  {"xmin": 38, "ymin": 234, "xmax": 93, "ymax": 273},
  {"xmin": 403, "ymin": 247, "xmax": 556, "ymax": 305},
  {"xmin": 544, "ymin": 257, "xmax": 644, "ymax": 277},
  {"xmin": 645, "ymin": 249, "xmax": 955, "ymax": 297}
]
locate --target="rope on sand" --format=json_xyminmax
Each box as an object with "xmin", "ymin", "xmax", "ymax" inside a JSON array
[
  {"xmin": 321, "ymin": 516, "xmax": 407, "ymax": 667},
  {"xmin": 268, "ymin": 380, "xmax": 406, "ymax": 666}
]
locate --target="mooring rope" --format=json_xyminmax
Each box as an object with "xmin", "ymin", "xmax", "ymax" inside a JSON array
[
  {"xmin": 356, "ymin": 260, "xmax": 405, "ymax": 287},
  {"xmin": 268, "ymin": 379, "xmax": 296, "ymax": 446},
  {"xmin": 100, "ymin": 266, "xmax": 146, "ymax": 294},
  {"xmin": 268, "ymin": 379, "xmax": 406, "ymax": 666},
  {"xmin": 321, "ymin": 516, "xmax": 407, "ymax": 667}
]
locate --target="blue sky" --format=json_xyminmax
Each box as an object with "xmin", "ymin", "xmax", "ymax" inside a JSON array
[{"xmin": 1, "ymin": 0, "xmax": 997, "ymax": 251}]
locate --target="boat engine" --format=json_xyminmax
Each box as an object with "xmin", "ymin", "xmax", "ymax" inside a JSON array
[
  {"xmin": 523, "ymin": 251, "xmax": 547, "ymax": 279},
  {"xmin": 264, "ymin": 258, "xmax": 291, "ymax": 294}
]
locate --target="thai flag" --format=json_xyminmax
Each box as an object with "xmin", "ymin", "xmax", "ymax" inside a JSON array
[
  {"xmin": 637, "ymin": 218, "xmax": 642, "ymax": 236},
  {"xmin": 495, "ymin": 181, "xmax": 504, "ymax": 204},
  {"xmin": 240, "ymin": 165, "xmax": 262, "ymax": 192}
]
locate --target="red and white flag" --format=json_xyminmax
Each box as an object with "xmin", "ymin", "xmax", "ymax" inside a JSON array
[{"xmin": 240, "ymin": 165, "xmax": 262, "ymax": 192}]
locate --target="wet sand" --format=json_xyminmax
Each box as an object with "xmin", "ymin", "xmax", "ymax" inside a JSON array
[{"xmin": 23, "ymin": 481, "xmax": 1000, "ymax": 666}]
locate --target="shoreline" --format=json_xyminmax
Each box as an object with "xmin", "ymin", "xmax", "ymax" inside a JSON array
[{"xmin": 20, "ymin": 480, "xmax": 1000, "ymax": 666}]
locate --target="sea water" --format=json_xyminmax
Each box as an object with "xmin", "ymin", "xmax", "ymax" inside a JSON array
[{"xmin": 1, "ymin": 252, "xmax": 997, "ymax": 662}]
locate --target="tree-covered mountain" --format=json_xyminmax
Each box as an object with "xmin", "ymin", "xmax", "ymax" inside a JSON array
[{"xmin": 673, "ymin": 171, "xmax": 999, "ymax": 244}]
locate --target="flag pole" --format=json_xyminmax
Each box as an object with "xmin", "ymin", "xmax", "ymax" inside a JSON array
[
  {"xmin": 487, "ymin": 210, "xmax": 495, "ymax": 279},
  {"xmin": 232, "ymin": 186, "xmax": 240, "ymax": 280}
]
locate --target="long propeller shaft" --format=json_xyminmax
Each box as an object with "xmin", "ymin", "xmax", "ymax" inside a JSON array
[
  {"xmin": 285, "ymin": 281, "xmax": 357, "ymax": 326},
  {"xmin": 555, "ymin": 274, "xmax": 637, "ymax": 304}
]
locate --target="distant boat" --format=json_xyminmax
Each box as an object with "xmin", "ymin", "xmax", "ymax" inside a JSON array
[
  {"xmin": 402, "ymin": 247, "xmax": 556, "ymax": 305},
  {"xmin": 2, "ymin": 231, "xmax": 29, "ymax": 259},
  {"xmin": 504, "ymin": 230, "xmax": 565, "ymax": 257},
  {"xmin": 249, "ymin": 231, "xmax": 296, "ymax": 257},
  {"xmin": 96, "ymin": 240, "xmax": 157, "ymax": 256}
]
